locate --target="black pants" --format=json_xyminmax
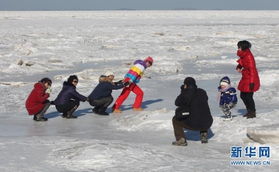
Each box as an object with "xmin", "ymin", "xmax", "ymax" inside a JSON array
[
  {"xmin": 55, "ymin": 100, "xmax": 80, "ymax": 114},
  {"xmin": 35, "ymin": 102, "xmax": 51, "ymax": 118},
  {"xmin": 240, "ymin": 92, "xmax": 255, "ymax": 112},
  {"xmin": 89, "ymin": 96, "xmax": 113, "ymax": 112},
  {"xmin": 172, "ymin": 117, "xmax": 207, "ymax": 141}
]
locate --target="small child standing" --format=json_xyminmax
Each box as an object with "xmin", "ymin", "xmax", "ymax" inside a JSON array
[{"xmin": 218, "ymin": 76, "xmax": 237, "ymax": 120}]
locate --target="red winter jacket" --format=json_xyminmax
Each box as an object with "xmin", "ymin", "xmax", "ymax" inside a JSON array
[
  {"xmin": 25, "ymin": 82, "xmax": 49, "ymax": 115},
  {"xmin": 236, "ymin": 49, "xmax": 260, "ymax": 92}
]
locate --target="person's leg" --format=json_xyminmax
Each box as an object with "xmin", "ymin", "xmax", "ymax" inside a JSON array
[
  {"xmin": 240, "ymin": 92, "xmax": 248, "ymax": 110},
  {"xmin": 200, "ymin": 131, "xmax": 208, "ymax": 144},
  {"xmin": 113, "ymin": 85, "xmax": 132, "ymax": 110},
  {"xmin": 241, "ymin": 92, "xmax": 256, "ymax": 118},
  {"xmin": 245, "ymin": 92, "xmax": 256, "ymax": 118},
  {"xmin": 93, "ymin": 96, "xmax": 113, "ymax": 115},
  {"xmin": 58, "ymin": 100, "xmax": 79, "ymax": 119},
  {"xmin": 221, "ymin": 104, "xmax": 233, "ymax": 120},
  {"xmin": 131, "ymin": 84, "xmax": 144, "ymax": 109},
  {"xmin": 89, "ymin": 99, "xmax": 101, "ymax": 113},
  {"xmin": 245, "ymin": 92, "xmax": 255, "ymax": 112},
  {"xmin": 34, "ymin": 102, "xmax": 51, "ymax": 121}
]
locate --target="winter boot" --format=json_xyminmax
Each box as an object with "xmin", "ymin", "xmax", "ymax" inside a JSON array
[
  {"xmin": 66, "ymin": 106, "xmax": 78, "ymax": 119},
  {"xmin": 97, "ymin": 107, "xmax": 109, "ymax": 116},
  {"xmin": 246, "ymin": 111, "xmax": 256, "ymax": 119},
  {"xmin": 133, "ymin": 107, "xmax": 143, "ymax": 111},
  {"xmin": 33, "ymin": 103, "xmax": 50, "ymax": 121},
  {"xmin": 113, "ymin": 109, "xmax": 122, "ymax": 113},
  {"xmin": 172, "ymin": 138, "xmax": 187, "ymax": 146},
  {"xmin": 33, "ymin": 115, "xmax": 48, "ymax": 121},
  {"xmin": 243, "ymin": 111, "xmax": 250, "ymax": 117},
  {"xmin": 224, "ymin": 112, "xmax": 232, "ymax": 121},
  {"xmin": 200, "ymin": 131, "xmax": 208, "ymax": 144},
  {"xmin": 92, "ymin": 107, "xmax": 99, "ymax": 114}
]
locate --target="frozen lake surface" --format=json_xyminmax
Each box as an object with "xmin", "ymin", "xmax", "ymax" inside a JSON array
[{"xmin": 0, "ymin": 11, "xmax": 279, "ymax": 171}]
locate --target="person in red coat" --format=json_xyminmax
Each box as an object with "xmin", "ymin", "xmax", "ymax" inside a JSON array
[
  {"xmin": 236, "ymin": 40, "xmax": 260, "ymax": 118},
  {"xmin": 25, "ymin": 78, "xmax": 52, "ymax": 121}
]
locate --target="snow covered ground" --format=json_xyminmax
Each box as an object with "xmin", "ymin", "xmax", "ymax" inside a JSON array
[{"xmin": 0, "ymin": 11, "xmax": 279, "ymax": 171}]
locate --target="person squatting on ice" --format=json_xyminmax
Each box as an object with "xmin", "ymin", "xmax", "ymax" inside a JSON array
[
  {"xmin": 112, "ymin": 56, "xmax": 153, "ymax": 113},
  {"xmin": 236, "ymin": 40, "xmax": 260, "ymax": 119},
  {"xmin": 172, "ymin": 77, "xmax": 213, "ymax": 146},
  {"xmin": 54, "ymin": 75, "xmax": 88, "ymax": 119},
  {"xmin": 218, "ymin": 76, "xmax": 237, "ymax": 120},
  {"xmin": 25, "ymin": 78, "xmax": 52, "ymax": 121},
  {"xmin": 88, "ymin": 71, "xmax": 127, "ymax": 115}
]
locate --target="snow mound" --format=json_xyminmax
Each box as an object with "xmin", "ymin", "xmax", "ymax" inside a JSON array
[
  {"xmin": 110, "ymin": 108, "xmax": 173, "ymax": 131},
  {"xmin": 247, "ymin": 125, "xmax": 279, "ymax": 144}
]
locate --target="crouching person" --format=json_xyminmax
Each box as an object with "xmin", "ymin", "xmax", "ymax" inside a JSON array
[
  {"xmin": 172, "ymin": 77, "xmax": 213, "ymax": 146},
  {"xmin": 88, "ymin": 72, "xmax": 126, "ymax": 115},
  {"xmin": 25, "ymin": 78, "xmax": 52, "ymax": 121},
  {"xmin": 54, "ymin": 75, "xmax": 88, "ymax": 119}
]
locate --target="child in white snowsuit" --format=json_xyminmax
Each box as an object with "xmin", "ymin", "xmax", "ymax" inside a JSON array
[{"xmin": 218, "ymin": 76, "xmax": 237, "ymax": 120}]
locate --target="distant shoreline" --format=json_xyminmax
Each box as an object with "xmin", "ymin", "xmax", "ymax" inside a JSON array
[{"xmin": 1, "ymin": 9, "xmax": 279, "ymax": 11}]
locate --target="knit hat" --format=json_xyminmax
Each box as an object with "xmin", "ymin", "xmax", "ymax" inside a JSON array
[
  {"xmin": 144, "ymin": 56, "xmax": 153, "ymax": 65},
  {"xmin": 105, "ymin": 71, "xmax": 114, "ymax": 76},
  {"xmin": 184, "ymin": 77, "xmax": 197, "ymax": 88},
  {"xmin": 220, "ymin": 76, "xmax": 230, "ymax": 86}
]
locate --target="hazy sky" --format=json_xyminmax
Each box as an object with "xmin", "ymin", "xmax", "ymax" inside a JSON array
[{"xmin": 1, "ymin": 0, "xmax": 279, "ymax": 10}]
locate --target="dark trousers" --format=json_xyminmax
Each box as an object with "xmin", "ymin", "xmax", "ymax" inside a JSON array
[
  {"xmin": 55, "ymin": 100, "xmax": 80, "ymax": 114},
  {"xmin": 89, "ymin": 96, "xmax": 113, "ymax": 112},
  {"xmin": 240, "ymin": 92, "xmax": 255, "ymax": 112},
  {"xmin": 35, "ymin": 102, "xmax": 51, "ymax": 118},
  {"xmin": 172, "ymin": 117, "xmax": 207, "ymax": 141}
]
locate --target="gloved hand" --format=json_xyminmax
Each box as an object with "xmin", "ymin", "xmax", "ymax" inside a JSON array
[
  {"xmin": 180, "ymin": 85, "xmax": 184, "ymax": 90},
  {"xmin": 124, "ymin": 81, "xmax": 130, "ymax": 87},
  {"xmin": 43, "ymin": 99, "xmax": 50, "ymax": 104},
  {"xmin": 249, "ymin": 83, "xmax": 254, "ymax": 91},
  {"xmin": 236, "ymin": 64, "xmax": 242, "ymax": 70},
  {"xmin": 46, "ymin": 88, "xmax": 52, "ymax": 94},
  {"xmin": 113, "ymin": 80, "xmax": 123, "ymax": 85}
]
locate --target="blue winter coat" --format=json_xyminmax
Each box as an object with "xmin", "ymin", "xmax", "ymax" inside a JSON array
[
  {"xmin": 54, "ymin": 82, "xmax": 87, "ymax": 105},
  {"xmin": 218, "ymin": 87, "xmax": 237, "ymax": 105},
  {"xmin": 88, "ymin": 81, "xmax": 124, "ymax": 100}
]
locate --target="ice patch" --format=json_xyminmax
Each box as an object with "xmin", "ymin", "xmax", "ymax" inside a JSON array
[{"xmin": 110, "ymin": 108, "xmax": 172, "ymax": 132}]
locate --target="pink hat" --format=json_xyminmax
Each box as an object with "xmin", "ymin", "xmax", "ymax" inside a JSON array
[{"xmin": 144, "ymin": 56, "xmax": 153, "ymax": 65}]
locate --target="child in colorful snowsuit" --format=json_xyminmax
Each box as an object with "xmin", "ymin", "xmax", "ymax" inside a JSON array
[
  {"xmin": 113, "ymin": 56, "xmax": 153, "ymax": 113},
  {"xmin": 218, "ymin": 76, "xmax": 237, "ymax": 120}
]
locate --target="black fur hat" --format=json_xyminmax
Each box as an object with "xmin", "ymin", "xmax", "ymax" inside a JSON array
[{"xmin": 184, "ymin": 77, "xmax": 197, "ymax": 88}]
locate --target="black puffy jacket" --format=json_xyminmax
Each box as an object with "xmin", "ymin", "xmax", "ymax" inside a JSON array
[{"xmin": 175, "ymin": 87, "xmax": 213, "ymax": 130}]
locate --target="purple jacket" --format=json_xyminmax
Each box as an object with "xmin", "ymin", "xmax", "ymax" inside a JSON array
[{"xmin": 54, "ymin": 82, "xmax": 87, "ymax": 105}]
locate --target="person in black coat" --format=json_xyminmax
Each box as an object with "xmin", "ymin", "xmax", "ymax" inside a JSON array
[
  {"xmin": 54, "ymin": 75, "xmax": 88, "ymax": 118},
  {"xmin": 88, "ymin": 72, "xmax": 126, "ymax": 115},
  {"xmin": 172, "ymin": 77, "xmax": 213, "ymax": 146}
]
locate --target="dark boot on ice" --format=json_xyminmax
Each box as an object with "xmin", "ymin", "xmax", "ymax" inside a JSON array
[
  {"xmin": 246, "ymin": 111, "xmax": 256, "ymax": 119},
  {"xmin": 62, "ymin": 113, "xmax": 67, "ymax": 118},
  {"xmin": 66, "ymin": 106, "xmax": 78, "ymax": 119},
  {"xmin": 33, "ymin": 102, "xmax": 50, "ymax": 121},
  {"xmin": 200, "ymin": 131, "xmax": 208, "ymax": 144},
  {"xmin": 92, "ymin": 107, "xmax": 99, "ymax": 114},
  {"xmin": 33, "ymin": 115, "xmax": 48, "ymax": 121},
  {"xmin": 172, "ymin": 138, "xmax": 187, "ymax": 146},
  {"xmin": 96, "ymin": 107, "xmax": 109, "ymax": 116}
]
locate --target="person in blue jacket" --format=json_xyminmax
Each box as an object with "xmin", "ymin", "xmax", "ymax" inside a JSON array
[
  {"xmin": 218, "ymin": 76, "xmax": 238, "ymax": 120},
  {"xmin": 54, "ymin": 75, "xmax": 88, "ymax": 118},
  {"xmin": 88, "ymin": 71, "xmax": 127, "ymax": 115}
]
